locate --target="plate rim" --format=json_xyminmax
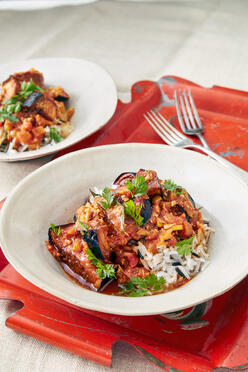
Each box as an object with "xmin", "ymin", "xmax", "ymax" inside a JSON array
[
  {"xmin": 0, "ymin": 57, "xmax": 118, "ymax": 162},
  {"xmin": 1, "ymin": 143, "xmax": 248, "ymax": 315}
]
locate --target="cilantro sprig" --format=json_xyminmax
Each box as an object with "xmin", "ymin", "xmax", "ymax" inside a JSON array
[
  {"xmin": 164, "ymin": 179, "xmax": 184, "ymax": 195},
  {"xmin": 124, "ymin": 200, "xmax": 143, "ymax": 226},
  {"xmin": 87, "ymin": 248, "xmax": 116, "ymax": 279},
  {"xmin": 0, "ymin": 79, "xmax": 45, "ymax": 123},
  {"xmin": 100, "ymin": 187, "xmax": 115, "ymax": 209},
  {"xmin": 126, "ymin": 175, "xmax": 148, "ymax": 197},
  {"xmin": 119, "ymin": 274, "xmax": 165, "ymax": 297},
  {"xmin": 176, "ymin": 236, "xmax": 195, "ymax": 256},
  {"xmin": 50, "ymin": 223, "xmax": 61, "ymax": 236},
  {"xmin": 50, "ymin": 127, "xmax": 62, "ymax": 142},
  {"xmin": 79, "ymin": 221, "xmax": 89, "ymax": 231}
]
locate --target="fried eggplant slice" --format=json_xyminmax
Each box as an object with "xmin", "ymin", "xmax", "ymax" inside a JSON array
[{"xmin": 47, "ymin": 223, "xmax": 113, "ymax": 291}]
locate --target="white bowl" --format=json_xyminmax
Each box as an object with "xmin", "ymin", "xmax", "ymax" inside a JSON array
[{"xmin": 0, "ymin": 143, "xmax": 248, "ymax": 315}]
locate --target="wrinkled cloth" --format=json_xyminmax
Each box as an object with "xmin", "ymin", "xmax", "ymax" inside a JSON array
[{"xmin": 0, "ymin": 1, "xmax": 248, "ymax": 371}]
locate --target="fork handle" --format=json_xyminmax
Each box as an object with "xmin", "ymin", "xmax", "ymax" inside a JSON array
[
  {"xmin": 183, "ymin": 144, "xmax": 248, "ymax": 185},
  {"xmin": 197, "ymin": 133, "xmax": 211, "ymax": 150}
]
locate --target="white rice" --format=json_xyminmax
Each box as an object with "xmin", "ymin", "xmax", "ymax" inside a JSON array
[{"xmin": 137, "ymin": 223, "xmax": 213, "ymax": 286}]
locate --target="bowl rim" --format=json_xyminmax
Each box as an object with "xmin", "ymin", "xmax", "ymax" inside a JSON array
[{"xmin": 1, "ymin": 143, "xmax": 248, "ymax": 315}]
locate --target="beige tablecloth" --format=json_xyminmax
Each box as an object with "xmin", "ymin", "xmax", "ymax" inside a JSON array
[{"xmin": 0, "ymin": 1, "xmax": 248, "ymax": 371}]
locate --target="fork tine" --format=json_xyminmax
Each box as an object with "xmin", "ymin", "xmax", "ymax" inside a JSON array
[
  {"xmin": 146, "ymin": 111, "xmax": 180, "ymax": 144},
  {"xmin": 174, "ymin": 91, "xmax": 185, "ymax": 131},
  {"xmin": 174, "ymin": 91, "xmax": 187, "ymax": 133},
  {"xmin": 144, "ymin": 110, "xmax": 186, "ymax": 146},
  {"xmin": 152, "ymin": 110, "xmax": 186, "ymax": 141},
  {"xmin": 178, "ymin": 89, "xmax": 192, "ymax": 130},
  {"xmin": 151, "ymin": 110, "xmax": 186, "ymax": 142},
  {"xmin": 187, "ymin": 90, "xmax": 203, "ymax": 129},
  {"xmin": 183, "ymin": 90, "xmax": 197, "ymax": 129},
  {"xmin": 144, "ymin": 113, "xmax": 174, "ymax": 145}
]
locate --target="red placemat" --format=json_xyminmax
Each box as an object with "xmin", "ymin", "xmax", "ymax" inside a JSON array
[{"xmin": 0, "ymin": 76, "xmax": 248, "ymax": 372}]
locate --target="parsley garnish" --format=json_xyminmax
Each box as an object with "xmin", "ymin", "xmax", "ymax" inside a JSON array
[
  {"xmin": 124, "ymin": 200, "xmax": 143, "ymax": 226},
  {"xmin": 79, "ymin": 221, "xmax": 89, "ymax": 231},
  {"xmin": 119, "ymin": 274, "xmax": 165, "ymax": 297},
  {"xmin": 126, "ymin": 179, "xmax": 135, "ymax": 196},
  {"xmin": 20, "ymin": 80, "xmax": 45, "ymax": 97},
  {"xmin": 87, "ymin": 248, "xmax": 116, "ymax": 279},
  {"xmin": 100, "ymin": 187, "xmax": 115, "ymax": 209},
  {"xmin": 0, "ymin": 105, "xmax": 19, "ymax": 123},
  {"xmin": 126, "ymin": 175, "xmax": 148, "ymax": 197},
  {"xmin": 164, "ymin": 179, "xmax": 184, "ymax": 195},
  {"xmin": 50, "ymin": 223, "xmax": 61, "ymax": 236},
  {"xmin": 0, "ymin": 79, "xmax": 45, "ymax": 123},
  {"xmin": 49, "ymin": 127, "xmax": 62, "ymax": 142},
  {"xmin": 176, "ymin": 236, "xmax": 195, "ymax": 256}
]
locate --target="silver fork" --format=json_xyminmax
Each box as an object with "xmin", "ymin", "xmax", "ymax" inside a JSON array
[
  {"xmin": 175, "ymin": 89, "xmax": 210, "ymax": 149},
  {"xmin": 144, "ymin": 109, "xmax": 248, "ymax": 184}
]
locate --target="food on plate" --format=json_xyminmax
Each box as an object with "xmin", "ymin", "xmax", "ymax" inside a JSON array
[
  {"xmin": 46, "ymin": 169, "xmax": 212, "ymax": 296},
  {"xmin": 0, "ymin": 68, "xmax": 74, "ymax": 152}
]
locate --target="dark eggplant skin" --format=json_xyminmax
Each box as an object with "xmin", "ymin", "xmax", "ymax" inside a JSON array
[
  {"xmin": 137, "ymin": 249, "xmax": 144, "ymax": 259},
  {"xmin": 140, "ymin": 198, "xmax": 152, "ymax": 225},
  {"xmin": 83, "ymin": 229, "xmax": 104, "ymax": 260},
  {"xmin": 23, "ymin": 91, "xmax": 43, "ymax": 107},
  {"xmin": 170, "ymin": 204, "xmax": 191, "ymax": 223},
  {"xmin": 188, "ymin": 193, "xmax": 196, "ymax": 208},
  {"xmin": 48, "ymin": 223, "xmax": 71, "ymax": 246},
  {"xmin": 97, "ymin": 277, "xmax": 115, "ymax": 292},
  {"xmin": 113, "ymin": 172, "xmax": 136, "ymax": 186},
  {"xmin": 48, "ymin": 224, "xmax": 114, "ymax": 292},
  {"xmin": 127, "ymin": 239, "xmax": 138, "ymax": 246},
  {"xmin": 48, "ymin": 227, "xmax": 54, "ymax": 246},
  {"xmin": 155, "ymin": 176, "xmax": 164, "ymax": 197},
  {"xmin": 54, "ymin": 95, "xmax": 69, "ymax": 102}
]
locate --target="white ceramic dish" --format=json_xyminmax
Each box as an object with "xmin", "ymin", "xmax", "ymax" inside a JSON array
[
  {"xmin": 0, "ymin": 1, "xmax": 98, "ymax": 11},
  {"xmin": 1, "ymin": 143, "xmax": 248, "ymax": 315},
  {"xmin": 0, "ymin": 58, "xmax": 117, "ymax": 162}
]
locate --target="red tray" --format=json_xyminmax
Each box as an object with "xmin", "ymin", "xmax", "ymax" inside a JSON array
[{"xmin": 0, "ymin": 76, "xmax": 248, "ymax": 372}]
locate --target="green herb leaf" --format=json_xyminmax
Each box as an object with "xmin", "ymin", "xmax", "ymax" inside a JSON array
[
  {"xmin": 126, "ymin": 179, "xmax": 135, "ymax": 196},
  {"xmin": 49, "ymin": 127, "xmax": 62, "ymax": 142},
  {"xmin": 15, "ymin": 102, "xmax": 22, "ymax": 113},
  {"xmin": 21, "ymin": 79, "xmax": 45, "ymax": 95},
  {"xmin": 164, "ymin": 179, "xmax": 184, "ymax": 195},
  {"xmin": 79, "ymin": 221, "xmax": 89, "ymax": 231},
  {"xmin": 133, "ymin": 175, "xmax": 148, "ymax": 197},
  {"xmin": 7, "ymin": 104, "xmax": 16, "ymax": 114},
  {"xmin": 126, "ymin": 175, "xmax": 148, "ymax": 198},
  {"xmin": 124, "ymin": 200, "xmax": 144, "ymax": 226},
  {"xmin": 100, "ymin": 187, "xmax": 114, "ymax": 209},
  {"xmin": 87, "ymin": 248, "xmax": 116, "ymax": 279},
  {"xmin": 50, "ymin": 223, "xmax": 61, "ymax": 236},
  {"xmin": 0, "ymin": 109, "xmax": 19, "ymax": 122},
  {"xmin": 119, "ymin": 274, "xmax": 165, "ymax": 297},
  {"xmin": 0, "ymin": 78, "xmax": 45, "ymax": 123},
  {"xmin": 176, "ymin": 236, "xmax": 195, "ymax": 256}
]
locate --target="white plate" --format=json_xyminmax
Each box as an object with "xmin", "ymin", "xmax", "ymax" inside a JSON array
[
  {"xmin": 0, "ymin": 1, "xmax": 98, "ymax": 11},
  {"xmin": 0, "ymin": 58, "xmax": 117, "ymax": 162},
  {"xmin": 1, "ymin": 143, "xmax": 248, "ymax": 315}
]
